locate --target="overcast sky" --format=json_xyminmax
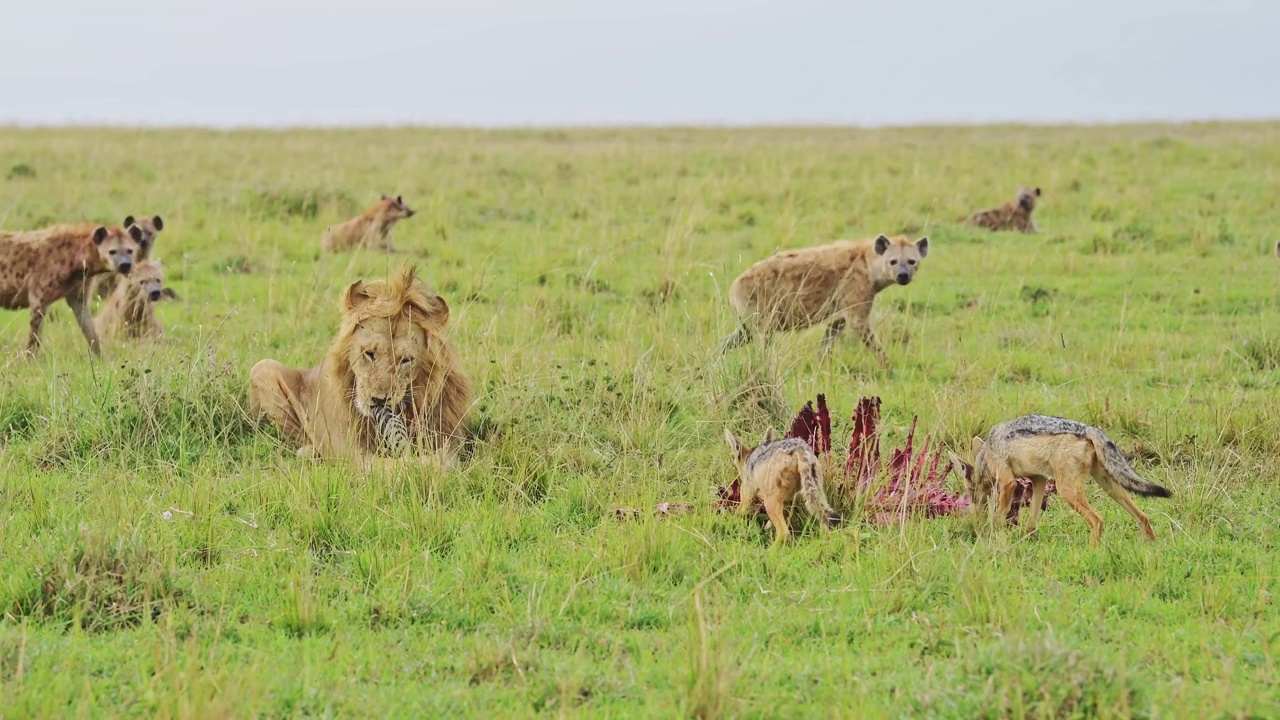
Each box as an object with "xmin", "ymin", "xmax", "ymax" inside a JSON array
[{"xmin": 1, "ymin": 0, "xmax": 1276, "ymax": 127}]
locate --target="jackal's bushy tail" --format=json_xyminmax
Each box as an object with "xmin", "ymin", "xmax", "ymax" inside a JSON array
[
  {"xmin": 797, "ymin": 455, "xmax": 842, "ymax": 527},
  {"xmin": 1087, "ymin": 428, "xmax": 1172, "ymax": 498}
]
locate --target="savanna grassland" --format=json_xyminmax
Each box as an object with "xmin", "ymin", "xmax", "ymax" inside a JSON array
[{"xmin": 0, "ymin": 124, "xmax": 1278, "ymax": 718}]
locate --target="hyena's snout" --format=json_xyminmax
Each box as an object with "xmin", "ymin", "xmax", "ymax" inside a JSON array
[{"xmin": 895, "ymin": 270, "xmax": 913, "ymax": 285}]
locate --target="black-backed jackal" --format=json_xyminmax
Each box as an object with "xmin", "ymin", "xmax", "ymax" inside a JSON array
[
  {"xmin": 950, "ymin": 415, "xmax": 1171, "ymax": 547},
  {"xmin": 725, "ymin": 428, "xmax": 842, "ymax": 543}
]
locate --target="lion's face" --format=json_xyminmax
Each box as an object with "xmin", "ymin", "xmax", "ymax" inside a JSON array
[
  {"xmin": 333, "ymin": 272, "xmax": 451, "ymax": 420},
  {"xmin": 346, "ymin": 314, "xmax": 428, "ymax": 417}
]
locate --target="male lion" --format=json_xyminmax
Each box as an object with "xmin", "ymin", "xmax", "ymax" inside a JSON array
[{"xmin": 249, "ymin": 266, "xmax": 472, "ymax": 467}]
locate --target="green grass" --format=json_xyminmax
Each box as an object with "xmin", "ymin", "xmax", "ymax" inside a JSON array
[{"xmin": 1, "ymin": 123, "xmax": 1279, "ymax": 718}]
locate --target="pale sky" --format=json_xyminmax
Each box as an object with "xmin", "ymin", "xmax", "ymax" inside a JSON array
[{"xmin": 1, "ymin": 0, "xmax": 1277, "ymax": 127}]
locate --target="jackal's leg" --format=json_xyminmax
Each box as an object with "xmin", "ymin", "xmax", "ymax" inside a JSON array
[
  {"xmin": 761, "ymin": 494, "xmax": 790, "ymax": 543},
  {"xmin": 993, "ymin": 463, "xmax": 1018, "ymax": 528},
  {"xmin": 1023, "ymin": 476, "xmax": 1049, "ymax": 532},
  {"xmin": 1093, "ymin": 473, "xmax": 1156, "ymax": 540},
  {"xmin": 1053, "ymin": 462, "xmax": 1103, "ymax": 547}
]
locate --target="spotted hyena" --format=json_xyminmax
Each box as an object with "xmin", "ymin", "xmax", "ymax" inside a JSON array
[
  {"xmin": 722, "ymin": 234, "xmax": 930, "ymax": 365},
  {"xmin": 967, "ymin": 186, "xmax": 1041, "ymax": 233},
  {"xmin": 93, "ymin": 215, "xmax": 165, "ymax": 299},
  {"xmin": 0, "ymin": 223, "xmax": 145, "ymax": 356},
  {"xmin": 95, "ymin": 259, "xmax": 178, "ymax": 341},
  {"xmin": 321, "ymin": 195, "xmax": 415, "ymax": 252}
]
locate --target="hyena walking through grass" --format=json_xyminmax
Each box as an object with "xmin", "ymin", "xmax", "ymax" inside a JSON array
[{"xmin": 723, "ymin": 233, "xmax": 929, "ymax": 366}]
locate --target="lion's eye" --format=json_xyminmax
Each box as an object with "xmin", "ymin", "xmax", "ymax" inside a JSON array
[{"xmin": 364, "ymin": 350, "xmax": 376, "ymax": 361}]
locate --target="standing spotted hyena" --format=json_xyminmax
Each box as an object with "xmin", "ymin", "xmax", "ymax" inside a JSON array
[
  {"xmin": 722, "ymin": 234, "xmax": 930, "ymax": 365},
  {"xmin": 0, "ymin": 223, "xmax": 145, "ymax": 356},
  {"xmin": 966, "ymin": 186, "xmax": 1041, "ymax": 233},
  {"xmin": 93, "ymin": 215, "xmax": 165, "ymax": 299},
  {"xmin": 725, "ymin": 428, "xmax": 842, "ymax": 543},
  {"xmin": 321, "ymin": 195, "xmax": 415, "ymax": 253}
]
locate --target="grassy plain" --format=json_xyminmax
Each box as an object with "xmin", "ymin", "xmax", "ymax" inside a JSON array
[{"xmin": 0, "ymin": 123, "xmax": 1278, "ymax": 717}]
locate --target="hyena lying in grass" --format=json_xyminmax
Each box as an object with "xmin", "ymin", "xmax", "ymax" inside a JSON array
[
  {"xmin": 321, "ymin": 195, "xmax": 415, "ymax": 253},
  {"xmin": 966, "ymin": 186, "xmax": 1041, "ymax": 233},
  {"xmin": 725, "ymin": 428, "xmax": 842, "ymax": 543},
  {"xmin": 723, "ymin": 234, "xmax": 929, "ymax": 365},
  {"xmin": 95, "ymin": 260, "xmax": 178, "ymax": 341},
  {"xmin": 951, "ymin": 415, "xmax": 1172, "ymax": 547}
]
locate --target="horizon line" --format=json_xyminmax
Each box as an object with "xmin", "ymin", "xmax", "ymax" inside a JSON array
[{"xmin": 2, "ymin": 116, "xmax": 1279, "ymax": 133}]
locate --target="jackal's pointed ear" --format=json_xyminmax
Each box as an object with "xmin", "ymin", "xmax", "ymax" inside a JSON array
[
  {"xmin": 947, "ymin": 451, "xmax": 973, "ymax": 481},
  {"xmin": 971, "ymin": 436, "xmax": 985, "ymax": 457},
  {"xmin": 724, "ymin": 429, "xmax": 747, "ymax": 460},
  {"xmin": 761, "ymin": 427, "xmax": 777, "ymax": 445},
  {"xmin": 873, "ymin": 234, "xmax": 890, "ymax": 255},
  {"xmin": 916, "ymin": 236, "xmax": 930, "ymax": 257}
]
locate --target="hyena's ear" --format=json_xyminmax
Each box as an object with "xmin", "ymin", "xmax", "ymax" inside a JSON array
[
  {"xmin": 396, "ymin": 195, "xmax": 403, "ymax": 204},
  {"xmin": 152, "ymin": 216, "xmax": 164, "ymax": 231},
  {"xmin": 761, "ymin": 427, "xmax": 777, "ymax": 445},
  {"xmin": 916, "ymin": 236, "xmax": 930, "ymax": 257},
  {"xmin": 873, "ymin": 234, "xmax": 890, "ymax": 256},
  {"xmin": 123, "ymin": 215, "xmax": 135, "ymax": 228},
  {"xmin": 92, "ymin": 227, "xmax": 109, "ymax": 244},
  {"xmin": 1034, "ymin": 187, "xmax": 1042, "ymax": 197},
  {"xmin": 159, "ymin": 288, "xmax": 180, "ymax": 301},
  {"xmin": 128, "ymin": 225, "xmax": 144, "ymax": 242}
]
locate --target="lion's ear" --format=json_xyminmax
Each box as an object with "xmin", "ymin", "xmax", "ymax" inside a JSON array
[
  {"xmin": 419, "ymin": 294, "xmax": 450, "ymax": 328},
  {"xmin": 342, "ymin": 281, "xmax": 372, "ymax": 313}
]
